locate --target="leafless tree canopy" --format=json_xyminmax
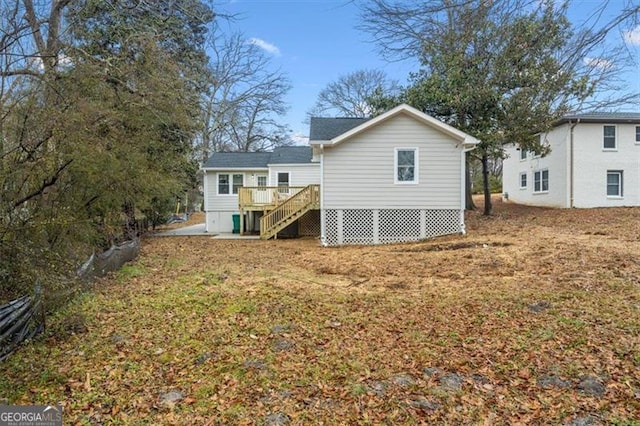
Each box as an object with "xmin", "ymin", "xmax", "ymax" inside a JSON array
[
  {"xmin": 359, "ymin": 0, "xmax": 640, "ymax": 111},
  {"xmin": 197, "ymin": 30, "xmax": 292, "ymax": 161},
  {"xmin": 307, "ymin": 69, "xmax": 400, "ymax": 118}
]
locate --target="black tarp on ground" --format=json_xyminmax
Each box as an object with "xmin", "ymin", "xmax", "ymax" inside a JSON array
[{"xmin": 1, "ymin": 238, "xmax": 141, "ymax": 362}]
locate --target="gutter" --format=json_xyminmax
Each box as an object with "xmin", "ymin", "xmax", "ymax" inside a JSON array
[{"xmin": 569, "ymin": 119, "xmax": 579, "ymax": 208}]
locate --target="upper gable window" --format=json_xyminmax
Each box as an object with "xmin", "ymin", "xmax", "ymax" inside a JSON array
[
  {"xmin": 519, "ymin": 149, "xmax": 527, "ymax": 161},
  {"xmin": 395, "ymin": 148, "xmax": 418, "ymax": 184},
  {"xmin": 603, "ymin": 125, "xmax": 616, "ymax": 150}
]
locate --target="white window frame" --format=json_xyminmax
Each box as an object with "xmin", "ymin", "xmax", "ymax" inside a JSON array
[
  {"xmin": 635, "ymin": 126, "xmax": 640, "ymax": 144},
  {"xmin": 606, "ymin": 170, "xmax": 623, "ymax": 198},
  {"xmin": 257, "ymin": 175, "xmax": 267, "ymax": 187},
  {"xmin": 603, "ymin": 125, "xmax": 617, "ymax": 150},
  {"xmin": 231, "ymin": 174, "xmax": 244, "ymax": 194},
  {"xmin": 277, "ymin": 172, "xmax": 290, "ymax": 194},
  {"xmin": 394, "ymin": 148, "xmax": 419, "ymax": 184},
  {"xmin": 519, "ymin": 149, "xmax": 527, "ymax": 161},
  {"xmin": 217, "ymin": 173, "xmax": 230, "ymax": 195},
  {"xmin": 519, "ymin": 172, "xmax": 527, "ymax": 189},
  {"xmin": 533, "ymin": 169, "xmax": 549, "ymax": 193}
]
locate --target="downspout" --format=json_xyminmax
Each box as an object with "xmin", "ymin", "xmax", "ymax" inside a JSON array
[
  {"xmin": 569, "ymin": 119, "xmax": 579, "ymax": 208},
  {"xmin": 319, "ymin": 144, "xmax": 326, "ymax": 246}
]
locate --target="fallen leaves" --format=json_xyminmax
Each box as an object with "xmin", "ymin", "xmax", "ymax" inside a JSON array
[{"xmin": 1, "ymin": 200, "xmax": 639, "ymax": 423}]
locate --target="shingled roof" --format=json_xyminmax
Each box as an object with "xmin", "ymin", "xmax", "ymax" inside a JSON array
[
  {"xmin": 202, "ymin": 146, "xmax": 313, "ymax": 169},
  {"xmin": 555, "ymin": 112, "xmax": 640, "ymax": 125},
  {"xmin": 309, "ymin": 117, "xmax": 370, "ymax": 141}
]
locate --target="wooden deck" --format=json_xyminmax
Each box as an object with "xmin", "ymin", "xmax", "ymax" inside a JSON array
[
  {"xmin": 238, "ymin": 186, "xmax": 307, "ymax": 211},
  {"xmin": 238, "ymin": 185, "xmax": 320, "ymax": 238}
]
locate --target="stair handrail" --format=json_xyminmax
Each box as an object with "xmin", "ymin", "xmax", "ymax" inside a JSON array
[{"xmin": 260, "ymin": 185, "xmax": 319, "ymax": 238}]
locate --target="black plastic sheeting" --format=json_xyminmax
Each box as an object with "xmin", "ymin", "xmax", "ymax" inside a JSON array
[
  {"xmin": 77, "ymin": 238, "xmax": 141, "ymax": 280},
  {"xmin": 0, "ymin": 238, "xmax": 141, "ymax": 362},
  {"xmin": 0, "ymin": 291, "xmax": 44, "ymax": 362}
]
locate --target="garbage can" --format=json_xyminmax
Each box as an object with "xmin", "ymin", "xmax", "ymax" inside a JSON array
[{"xmin": 232, "ymin": 213, "xmax": 240, "ymax": 234}]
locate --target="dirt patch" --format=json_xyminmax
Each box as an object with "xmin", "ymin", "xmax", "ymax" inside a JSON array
[{"xmin": 394, "ymin": 241, "xmax": 512, "ymax": 252}]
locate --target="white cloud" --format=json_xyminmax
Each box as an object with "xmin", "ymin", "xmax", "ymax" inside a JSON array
[
  {"xmin": 623, "ymin": 25, "xmax": 640, "ymax": 45},
  {"xmin": 583, "ymin": 57, "xmax": 613, "ymax": 70},
  {"xmin": 290, "ymin": 132, "xmax": 309, "ymax": 145},
  {"xmin": 248, "ymin": 37, "xmax": 281, "ymax": 56}
]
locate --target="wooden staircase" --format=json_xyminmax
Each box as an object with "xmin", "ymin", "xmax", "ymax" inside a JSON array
[{"xmin": 260, "ymin": 184, "xmax": 319, "ymax": 239}]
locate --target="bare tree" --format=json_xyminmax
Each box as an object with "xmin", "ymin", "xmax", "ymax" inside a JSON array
[
  {"xmin": 198, "ymin": 31, "xmax": 291, "ymax": 160},
  {"xmin": 358, "ymin": 0, "xmax": 640, "ymax": 214},
  {"xmin": 307, "ymin": 69, "xmax": 400, "ymax": 118}
]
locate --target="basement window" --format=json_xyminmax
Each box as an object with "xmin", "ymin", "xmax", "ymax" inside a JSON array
[{"xmin": 607, "ymin": 170, "xmax": 623, "ymax": 197}]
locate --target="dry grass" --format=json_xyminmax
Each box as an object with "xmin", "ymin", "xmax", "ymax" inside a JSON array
[{"xmin": 1, "ymin": 198, "xmax": 639, "ymax": 425}]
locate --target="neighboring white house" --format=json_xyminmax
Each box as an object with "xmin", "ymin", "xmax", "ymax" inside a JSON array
[
  {"xmin": 503, "ymin": 112, "xmax": 640, "ymax": 208},
  {"xmin": 202, "ymin": 104, "xmax": 479, "ymax": 245}
]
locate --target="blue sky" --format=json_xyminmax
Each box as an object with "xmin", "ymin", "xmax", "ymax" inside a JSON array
[{"xmin": 217, "ymin": 0, "xmax": 640, "ymax": 143}]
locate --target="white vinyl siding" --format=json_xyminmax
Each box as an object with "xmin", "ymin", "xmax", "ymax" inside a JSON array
[
  {"xmin": 322, "ymin": 113, "xmax": 463, "ymax": 210},
  {"xmin": 268, "ymin": 164, "xmax": 320, "ymax": 186}
]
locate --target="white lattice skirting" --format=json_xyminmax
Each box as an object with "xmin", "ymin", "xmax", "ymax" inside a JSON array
[{"xmin": 322, "ymin": 209, "xmax": 463, "ymax": 246}]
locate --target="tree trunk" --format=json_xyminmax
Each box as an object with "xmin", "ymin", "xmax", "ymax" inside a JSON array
[
  {"xmin": 465, "ymin": 153, "xmax": 475, "ymax": 210},
  {"xmin": 481, "ymin": 152, "xmax": 492, "ymax": 215}
]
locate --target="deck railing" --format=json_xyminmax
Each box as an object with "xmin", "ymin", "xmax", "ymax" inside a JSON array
[
  {"xmin": 260, "ymin": 184, "xmax": 320, "ymax": 239},
  {"xmin": 238, "ymin": 186, "xmax": 306, "ymax": 210}
]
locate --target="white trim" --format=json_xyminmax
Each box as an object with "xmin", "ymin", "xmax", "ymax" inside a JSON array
[
  {"xmin": 519, "ymin": 172, "xmax": 527, "ymax": 189},
  {"xmin": 320, "ymin": 146, "xmax": 326, "ymax": 246},
  {"xmin": 310, "ymin": 104, "xmax": 481, "ymax": 148},
  {"xmin": 635, "ymin": 126, "xmax": 640, "ymax": 144},
  {"xmin": 533, "ymin": 169, "xmax": 549, "ymax": 193},
  {"xmin": 277, "ymin": 171, "xmax": 290, "ymax": 187},
  {"xmin": 216, "ymin": 172, "xmax": 244, "ymax": 196},
  {"xmin": 519, "ymin": 149, "xmax": 527, "ymax": 161},
  {"xmin": 394, "ymin": 147, "xmax": 419, "ymax": 185},
  {"xmin": 266, "ymin": 163, "xmax": 319, "ymax": 167},
  {"xmin": 606, "ymin": 170, "xmax": 623, "ymax": 197},
  {"xmin": 460, "ymin": 150, "xmax": 465, "ymax": 212},
  {"xmin": 602, "ymin": 124, "xmax": 617, "ymax": 150},
  {"xmin": 202, "ymin": 167, "xmax": 268, "ymax": 171}
]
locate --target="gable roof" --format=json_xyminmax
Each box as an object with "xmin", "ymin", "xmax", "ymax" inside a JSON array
[
  {"xmin": 309, "ymin": 104, "xmax": 480, "ymax": 150},
  {"xmin": 309, "ymin": 117, "xmax": 370, "ymax": 141},
  {"xmin": 202, "ymin": 146, "xmax": 313, "ymax": 169},
  {"xmin": 555, "ymin": 112, "xmax": 640, "ymax": 125}
]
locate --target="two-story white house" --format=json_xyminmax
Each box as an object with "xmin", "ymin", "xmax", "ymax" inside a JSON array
[{"xmin": 503, "ymin": 112, "xmax": 640, "ymax": 208}]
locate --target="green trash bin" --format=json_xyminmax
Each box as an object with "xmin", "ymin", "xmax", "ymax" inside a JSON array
[{"xmin": 232, "ymin": 213, "xmax": 240, "ymax": 234}]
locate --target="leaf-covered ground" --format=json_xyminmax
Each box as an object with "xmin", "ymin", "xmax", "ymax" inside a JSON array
[{"xmin": 1, "ymin": 199, "xmax": 639, "ymax": 425}]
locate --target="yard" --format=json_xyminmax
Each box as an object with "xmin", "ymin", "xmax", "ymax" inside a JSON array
[{"xmin": 1, "ymin": 198, "xmax": 639, "ymax": 424}]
